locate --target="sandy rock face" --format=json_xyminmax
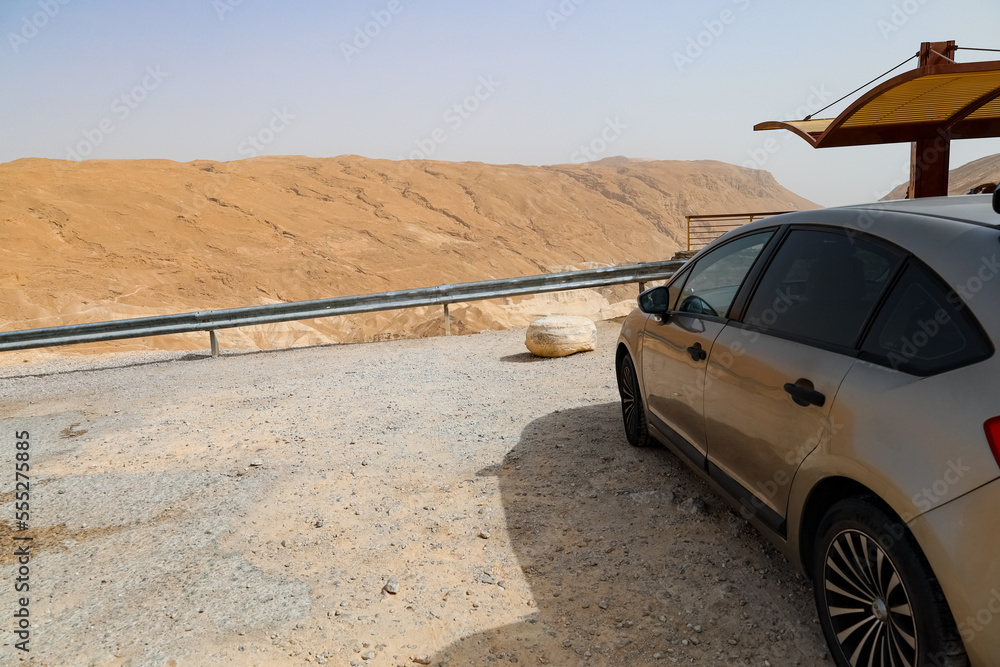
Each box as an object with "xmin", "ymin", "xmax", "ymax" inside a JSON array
[{"xmin": 525, "ymin": 315, "xmax": 597, "ymax": 357}]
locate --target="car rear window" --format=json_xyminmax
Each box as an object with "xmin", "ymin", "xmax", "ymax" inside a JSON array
[{"xmin": 860, "ymin": 261, "xmax": 993, "ymax": 376}]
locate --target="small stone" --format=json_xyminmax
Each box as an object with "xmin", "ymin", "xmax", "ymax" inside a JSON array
[
  {"xmin": 249, "ymin": 458, "xmax": 264, "ymax": 467},
  {"xmin": 361, "ymin": 651, "xmax": 374, "ymax": 660},
  {"xmin": 478, "ymin": 530, "xmax": 490, "ymax": 539},
  {"xmin": 383, "ymin": 578, "xmax": 400, "ymax": 595},
  {"xmin": 598, "ymin": 600, "xmax": 608, "ymax": 610},
  {"xmin": 413, "ymin": 657, "xmax": 432, "ymax": 665},
  {"xmin": 315, "ymin": 519, "xmax": 325, "ymax": 528}
]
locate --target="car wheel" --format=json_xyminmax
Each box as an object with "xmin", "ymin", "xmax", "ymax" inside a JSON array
[
  {"xmin": 813, "ymin": 498, "xmax": 968, "ymax": 667},
  {"xmin": 617, "ymin": 353, "xmax": 650, "ymax": 448}
]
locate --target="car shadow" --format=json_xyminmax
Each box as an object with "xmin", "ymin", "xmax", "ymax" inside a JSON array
[{"xmin": 425, "ymin": 402, "xmax": 825, "ymax": 666}]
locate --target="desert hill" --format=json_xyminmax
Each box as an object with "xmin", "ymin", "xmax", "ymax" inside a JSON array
[
  {"xmin": 0, "ymin": 155, "xmax": 815, "ymax": 354},
  {"xmin": 884, "ymin": 152, "xmax": 1000, "ymax": 199}
]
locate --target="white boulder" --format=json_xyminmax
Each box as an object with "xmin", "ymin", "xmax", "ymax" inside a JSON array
[{"xmin": 525, "ymin": 316, "xmax": 597, "ymax": 358}]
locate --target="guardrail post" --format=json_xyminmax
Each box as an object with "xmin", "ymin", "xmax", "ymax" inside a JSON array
[
  {"xmin": 443, "ymin": 304, "xmax": 451, "ymax": 336},
  {"xmin": 210, "ymin": 330, "xmax": 220, "ymax": 358},
  {"xmin": 638, "ymin": 281, "xmax": 646, "ymax": 294}
]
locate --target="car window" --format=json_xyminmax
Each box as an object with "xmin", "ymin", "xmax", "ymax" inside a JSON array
[
  {"xmin": 742, "ymin": 229, "xmax": 905, "ymax": 348},
  {"xmin": 673, "ymin": 231, "xmax": 774, "ymax": 317},
  {"xmin": 666, "ymin": 268, "xmax": 689, "ymax": 311},
  {"xmin": 861, "ymin": 261, "xmax": 993, "ymax": 375}
]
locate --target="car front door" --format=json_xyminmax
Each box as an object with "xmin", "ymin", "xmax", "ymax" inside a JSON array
[
  {"xmin": 642, "ymin": 231, "xmax": 775, "ymax": 467},
  {"xmin": 703, "ymin": 228, "xmax": 905, "ymax": 530}
]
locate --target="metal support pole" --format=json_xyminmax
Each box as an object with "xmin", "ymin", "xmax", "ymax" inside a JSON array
[
  {"xmin": 638, "ymin": 281, "xmax": 646, "ymax": 294},
  {"xmin": 443, "ymin": 304, "xmax": 451, "ymax": 336},
  {"xmin": 210, "ymin": 330, "xmax": 220, "ymax": 358},
  {"xmin": 909, "ymin": 135, "xmax": 951, "ymax": 198},
  {"xmin": 907, "ymin": 41, "xmax": 957, "ymax": 199}
]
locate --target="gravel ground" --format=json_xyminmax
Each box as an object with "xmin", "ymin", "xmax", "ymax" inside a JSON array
[{"xmin": 0, "ymin": 321, "xmax": 831, "ymax": 666}]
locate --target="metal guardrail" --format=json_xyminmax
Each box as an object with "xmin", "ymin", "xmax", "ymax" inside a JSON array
[{"xmin": 0, "ymin": 260, "xmax": 685, "ymax": 354}]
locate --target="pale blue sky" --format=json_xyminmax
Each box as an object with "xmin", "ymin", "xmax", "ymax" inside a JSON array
[{"xmin": 2, "ymin": 0, "xmax": 999, "ymax": 206}]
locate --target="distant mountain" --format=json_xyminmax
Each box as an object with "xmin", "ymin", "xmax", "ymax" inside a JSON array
[
  {"xmin": 883, "ymin": 153, "xmax": 1000, "ymax": 200},
  {"xmin": 0, "ymin": 156, "xmax": 816, "ymax": 353}
]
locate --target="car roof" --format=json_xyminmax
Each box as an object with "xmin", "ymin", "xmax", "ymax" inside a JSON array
[
  {"xmin": 725, "ymin": 194, "xmax": 1000, "ymax": 264},
  {"xmin": 836, "ymin": 194, "xmax": 1000, "ymax": 229}
]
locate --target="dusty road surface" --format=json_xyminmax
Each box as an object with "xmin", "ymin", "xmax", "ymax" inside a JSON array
[{"xmin": 0, "ymin": 321, "xmax": 831, "ymax": 666}]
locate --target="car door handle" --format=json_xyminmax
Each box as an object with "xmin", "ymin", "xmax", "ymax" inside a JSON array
[
  {"xmin": 687, "ymin": 342, "xmax": 708, "ymax": 362},
  {"xmin": 783, "ymin": 382, "xmax": 826, "ymax": 407}
]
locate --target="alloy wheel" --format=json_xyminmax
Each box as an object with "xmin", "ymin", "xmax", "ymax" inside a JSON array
[{"xmin": 823, "ymin": 529, "xmax": 918, "ymax": 666}]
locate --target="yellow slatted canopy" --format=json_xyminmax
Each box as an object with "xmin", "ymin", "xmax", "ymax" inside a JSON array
[{"xmin": 755, "ymin": 60, "xmax": 1000, "ymax": 148}]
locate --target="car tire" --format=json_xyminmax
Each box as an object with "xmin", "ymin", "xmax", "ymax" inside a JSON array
[
  {"xmin": 617, "ymin": 353, "xmax": 650, "ymax": 448},
  {"xmin": 812, "ymin": 497, "xmax": 968, "ymax": 667}
]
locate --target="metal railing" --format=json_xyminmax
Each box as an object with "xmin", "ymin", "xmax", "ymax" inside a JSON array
[
  {"xmin": 685, "ymin": 211, "xmax": 791, "ymax": 253},
  {"xmin": 0, "ymin": 260, "xmax": 685, "ymax": 355}
]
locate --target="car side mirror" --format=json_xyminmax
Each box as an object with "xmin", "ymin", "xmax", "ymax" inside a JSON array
[
  {"xmin": 994, "ymin": 183, "xmax": 1000, "ymax": 215},
  {"xmin": 638, "ymin": 286, "xmax": 671, "ymax": 316}
]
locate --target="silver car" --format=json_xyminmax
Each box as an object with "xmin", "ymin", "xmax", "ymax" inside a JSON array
[{"xmin": 616, "ymin": 195, "xmax": 1000, "ymax": 667}]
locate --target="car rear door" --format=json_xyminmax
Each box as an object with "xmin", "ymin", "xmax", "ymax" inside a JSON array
[{"xmin": 703, "ymin": 228, "xmax": 906, "ymax": 530}]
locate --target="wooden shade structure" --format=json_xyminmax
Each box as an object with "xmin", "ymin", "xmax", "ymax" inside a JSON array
[{"xmin": 755, "ymin": 42, "xmax": 1000, "ymax": 198}]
